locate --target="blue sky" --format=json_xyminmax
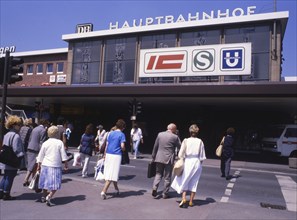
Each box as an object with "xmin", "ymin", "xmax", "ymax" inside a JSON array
[{"xmin": 0, "ymin": 0, "xmax": 296, "ymax": 76}]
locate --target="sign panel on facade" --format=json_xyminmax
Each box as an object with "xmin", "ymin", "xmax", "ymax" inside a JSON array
[{"xmin": 139, "ymin": 43, "xmax": 251, "ymax": 77}]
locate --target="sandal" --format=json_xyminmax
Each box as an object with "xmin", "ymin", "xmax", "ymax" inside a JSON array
[{"xmin": 179, "ymin": 199, "xmax": 187, "ymax": 208}]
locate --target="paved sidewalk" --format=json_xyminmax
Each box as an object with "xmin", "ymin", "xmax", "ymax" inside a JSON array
[{"xmin": 0, "ymin": 153, "xmax": 296, "ymax": 220}]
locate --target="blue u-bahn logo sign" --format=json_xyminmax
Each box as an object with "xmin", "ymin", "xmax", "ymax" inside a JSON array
[{"xmin": 221, "ymin": 48, "xmax": 245, "ymax": 71}]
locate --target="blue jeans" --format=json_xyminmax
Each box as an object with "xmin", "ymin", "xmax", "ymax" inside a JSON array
[
  {"xmin": 0, "ymin": 169, "xmax": 18, "ymax": 193},
  {"xmin": 132, "ymin": 140, "xmax": 140, "ymax": 158}
]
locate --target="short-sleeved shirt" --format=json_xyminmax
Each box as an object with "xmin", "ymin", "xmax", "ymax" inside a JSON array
[{"xmin": 106, "ymin": 130, "xmax": 126, "ymax": 155}]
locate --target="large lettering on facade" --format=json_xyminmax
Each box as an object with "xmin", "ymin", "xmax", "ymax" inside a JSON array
[{"xmin": 110, "ymin": 6, "xmax": 256, "ymax": 30}]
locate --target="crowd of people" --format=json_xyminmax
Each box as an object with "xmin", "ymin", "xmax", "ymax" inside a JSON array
[{"xmin": 0, "ymin": 115, "xmax": 235, "ymax": 209}]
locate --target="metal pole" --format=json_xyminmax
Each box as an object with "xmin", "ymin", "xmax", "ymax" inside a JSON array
[{"xmin": 0, "ymin": 51, "xmax": 10, "ymax": 142}]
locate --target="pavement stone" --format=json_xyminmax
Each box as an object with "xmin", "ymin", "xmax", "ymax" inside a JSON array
[{"xmin": 0, "ymin": 151, "xmax": 296, "ymax": 220}]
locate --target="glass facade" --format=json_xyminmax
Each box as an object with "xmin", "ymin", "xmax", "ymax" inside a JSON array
[
  {"xmin": 139, "ymin": 33, "xmax": 177, "ymax": 84},
  {"xmin": 224, "ymin": 25, "xmax": 270, "ymax": 81},
  {"xmin": 70, "ymin": 23, "xmax": 272, "ymax": 85},
  {"xmin": 103, "ymin": 37, "xmax": 136, "ymax": 84},
  {"xmin": 72, "ymin": 40, "xmax": 101, "ymax": 84},
  {"xmin": 179, "ymin": 29, "xmax": 221, "ymax": 82}
]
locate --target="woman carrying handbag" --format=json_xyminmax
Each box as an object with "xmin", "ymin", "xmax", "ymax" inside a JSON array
[
  {"xmin": 171, "ymin": 124, "xmax": 206, "ymax": 208},
  {"xmin": 0, "ymin": 115, "xmax": 24, "ymax": 200},
  {"xmin": 220, "ymin": 127, "xmax": 236, "ymax": 180}
]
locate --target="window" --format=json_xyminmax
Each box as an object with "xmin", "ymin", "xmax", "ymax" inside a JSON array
[
  {"xmin": 56, "ymin": 62, "xmax": 64, "ymax": 74},
  {"xmin": 36, "ymin": 64, "xmax": 43, "ymax": 75},
  {"xmin": 46, "ymin": 63, "xmax": 53, "ymax": 74},
  {"xmin": 224, "ymin": 25, "xmax": 270, "ymax": 81},
  {"xmin": 180, "ymin": 29, "xmax": 221, "ymax": 46},
  {"xmin": 72, "ymin": 40, "xmax": 101, "ymax": 84},
  {"xmin": 103, "ymin": 37, "xmax": 136, "ymax": 84},
  {"xmin": 26, "ymin": 64, "xmax": 33, "ymax": 75},
  {"xmin": 179, "ymin": 29, "xmax": 221, "ymax": 82},
  {"xmin": 139, "ymin": 33, "xmax": 176, "ymax": 84},
  {"xmin": 285, "ymin": 128, "xmax": 297, "ymax": 138}
]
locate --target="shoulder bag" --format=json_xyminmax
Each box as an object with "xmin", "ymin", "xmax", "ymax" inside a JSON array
[
  {"xmin": 216, "ymin": 136, "xmax": 225, "ymax": 157},
  {"xmin": 0, "ymin": 134, "xmax": 21, "ymax": 168},
  {"xmin": 173, "ymin": 138, "xmax": 187, "ymax": 176}
]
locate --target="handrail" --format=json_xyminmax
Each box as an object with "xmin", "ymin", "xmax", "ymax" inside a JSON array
[{"xmin": 0, "ymin": 104, "xmax": 28, "ymax": 122}]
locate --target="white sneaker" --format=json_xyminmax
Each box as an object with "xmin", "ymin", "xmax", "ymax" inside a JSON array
[{"xmin": 100, "ymin": 191, "xmax": 106, "ymax": 200}]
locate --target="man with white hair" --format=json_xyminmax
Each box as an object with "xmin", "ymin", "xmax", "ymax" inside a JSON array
[{"xmin": 151, "ymin": 123, "xmax": 181, "ymax": 199}]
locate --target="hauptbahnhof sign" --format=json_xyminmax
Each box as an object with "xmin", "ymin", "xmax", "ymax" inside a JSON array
[{"xmin": 109, "ymin": 6, "xmax": 256, "ymax": 29}]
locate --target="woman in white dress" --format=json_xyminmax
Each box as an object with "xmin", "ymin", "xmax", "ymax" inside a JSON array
[{"xmin": 171, "ymin": 124, "xmax": 206, "ymax": 208}]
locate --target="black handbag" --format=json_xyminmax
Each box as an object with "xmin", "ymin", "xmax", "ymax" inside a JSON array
[
  {"xmin": 121, "ymin": 150, "xmax": 130, "ymax": 165},
  {"xmin": 147, "ymin": 161, "xmax": 156, "ymax": 178},
  {"xmin": 0, "ymin": 134, "xmax": 21, "ymax": 168}
]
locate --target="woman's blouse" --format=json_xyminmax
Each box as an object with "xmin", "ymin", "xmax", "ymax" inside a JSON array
[
  {"xmin": 178, "ymin": 137, "xmax": 206, "ymax": 161},
  {"xmin": 36, "ymin": 138, "xmax": 68, "ymax": 167},
  {"xmin": 106, "ymin": 130, "xmax": 126, "ymax": 155}
]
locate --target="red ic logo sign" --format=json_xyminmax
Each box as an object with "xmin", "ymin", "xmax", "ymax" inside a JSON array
[{"xmin": 144, "ymin": 51, "xmax": 187, "ymax": 73}]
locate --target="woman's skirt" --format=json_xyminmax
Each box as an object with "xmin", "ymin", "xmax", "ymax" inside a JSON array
[
  {"xmin": 171, "ymin": 157, "xmax": 202, "ymax": 194},
  {"xmin": 38, "ymin": 165, "xmax": 62, "ymax": 191},
  {"xmin": 27, "ymin": 151, "xmax": 38, "ymax": 172},
  {"xmin": 104, "ymin": 153, "xmax": 122, "ymax": 182}
]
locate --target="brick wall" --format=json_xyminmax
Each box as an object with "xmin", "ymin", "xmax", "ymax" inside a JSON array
[{"xmin": 11, "ymin": 53, "xmax": 68, "ymax": 87}]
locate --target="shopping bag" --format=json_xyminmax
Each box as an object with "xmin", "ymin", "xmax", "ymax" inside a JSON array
[
  {"xmin": 147, "ymin": 161, "xmax": 156, "ymax": 178},
  {"xmin": 94, "ymin": 159, "xmax": 105, "ymax": 182},
  {"xmin": 28, "ymin": 171, "xmax": 42, "ymax": 193},
  {"xmin": 72, "ymin": 152, "xmax": 82, "ymax": 166},
  {"xmin": 96, "ymin": 171, "xmax": 105, "ymax": 182}
]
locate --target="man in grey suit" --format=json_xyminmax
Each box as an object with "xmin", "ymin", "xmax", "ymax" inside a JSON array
[
  {"xmin": 152, "ymin": 123, "xmax": 181, "ymax": 199},
  {"xmin": 23, "ymin": 119, "xmax": 49, "ymax": 186}
]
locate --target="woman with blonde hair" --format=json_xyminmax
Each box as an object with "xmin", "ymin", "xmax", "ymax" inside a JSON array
[
  {"xmin": 171, "ymin": 124, "xmax": 206, "ymax": 208},
  {"xmin": 0, "ymin": 115, "xmax": 24, "ymax": 200},
  {"xmin": 36, "ymin": 125, "xmax": 68, "ymax": 206}
]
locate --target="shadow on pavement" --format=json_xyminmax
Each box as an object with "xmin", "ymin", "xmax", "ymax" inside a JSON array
[
  {"xmin": 113, "ymin": 189, "xmax": 147, "ymax": 198},
  {"xmin": 63, "ymin": 168, "xmax": 81, "ymax": 174},
  {"xmin": 51, "ymin": 194, "xmax": 86, "ymax": 205},
  {"xmin": 14, "ymin": 192, "xmax": 41, "ymax": 201},
  {"xmin": 174, "ymin": 197, "xmax": 216, "ymax": 207},
  {"xmin": 62, "ymin": 178, "xmax": 73, "ymax": 183},
  {"xmin": 119, "ymin": 175, "xmax": 136, "ymax": 181}
]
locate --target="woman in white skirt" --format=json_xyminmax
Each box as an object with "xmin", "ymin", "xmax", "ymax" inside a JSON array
[
  {"xmin": 36, "ymin": 126, "xmax": 68, "ymax": 206},
  {"xmin": 171, "ymin": 124, "xmax": 206, "ymax": 208},
  {"xmin": 100, "ymin": 119, "xmax": 126, "ymax": 200}
]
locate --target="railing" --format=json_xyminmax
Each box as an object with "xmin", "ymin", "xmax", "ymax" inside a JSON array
[{"xmin": 0, "ymin": 104, "xmax": 28, "ymax": 122}]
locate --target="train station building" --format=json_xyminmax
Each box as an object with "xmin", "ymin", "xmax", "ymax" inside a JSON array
[{"xmin": 1, "ymin": 5, "xmax": 296, "ymax": 155}]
